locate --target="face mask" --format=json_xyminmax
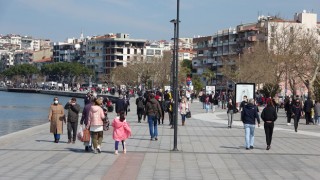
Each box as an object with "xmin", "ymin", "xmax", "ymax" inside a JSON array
[{"xmin": 54, "ymin": 100, "xmax": 59, "ymax": 104}]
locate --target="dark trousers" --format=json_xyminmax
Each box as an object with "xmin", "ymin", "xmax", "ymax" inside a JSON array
[
  {"xmin": 115, "ymin": 140, "xmax": 124, "ymax": 150},
  {"xmin": 67, "ymin": 121, "xmax": 78, "ymax": 141},
  {"xmin": 168, "ymin": 112, "xmax": 173, "ymax": 125},
  {"xmin": 137, "ymin": 112, "xmax": 143, "ymax": 122},
  {"xmin": 158, "ymin": 110, "xmax": 164, "ymax": 124},
  {"xmin": 305, "ymin": 112, "xmax": 312, "ymax": 124},
  {"xmin": 294, "ymin": 116, "xmax": 300, "ymax": 131},
  {"xmin": 286, "ymin": 112, "xmax": 292, "ymax": 123},
  {"xmin": 264, "ymin": 122, "xmax": 274, "ymax": 146}
]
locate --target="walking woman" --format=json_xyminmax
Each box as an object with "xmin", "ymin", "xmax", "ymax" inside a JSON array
[
  {"xmin": 292, "ymin": 99, "xmax": 303, "ymax": 132},
  {"xmin": 179, "ymin": 96, "xmax": 189, "ymax": 126},
  {"xmin": 48, "ymin": 97, "xmax": 65, "ymax": 143},
  {"xmin": 227, "ymin": 98, "xmax": 235, "ymax": 129},
  {"xmin": 261, "ymin": 101, "xmax": 277, "ymax": 150},
  {"xmin": 87, "ymin": 98, "xmax": 105, "ymax": 154}
]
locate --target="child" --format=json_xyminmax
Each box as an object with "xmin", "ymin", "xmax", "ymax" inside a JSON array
[{"xmin": 112, "ymin": 111, "xmax": 132, "ymax": 155}]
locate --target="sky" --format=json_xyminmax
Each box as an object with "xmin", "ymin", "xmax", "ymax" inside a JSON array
[{"xmin": 0, "ymin": 0, "xmax": 319, "ymax": 42}]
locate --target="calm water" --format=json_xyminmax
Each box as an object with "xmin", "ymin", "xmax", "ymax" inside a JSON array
[{"xmin": 0, "ymin": 91, "xmax": 85, "ymax": 137}]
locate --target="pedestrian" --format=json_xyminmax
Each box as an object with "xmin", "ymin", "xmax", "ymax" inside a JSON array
[
  {"xmin": 136, "ymin": 95, "xmax": 145, "ymax": 123},
  {"xmin": 48, "ymin": 97, "xmax": 65, "ymax": 143},
  {"xmin": 87, "ymin": 98, "xmax": 105, "ymax": 154},
  {"xmin": 284, "ymin": 98, "xmax": 293, "ymax": 126},
  {"xmin": 303, "ymin": 97, "xmax": 314, "ymax": 125},
  {"xmin": 239, "ymin": 95, "xmax": 248, "ymax": 112},
  {"xmin": 64, "ymin": 97, "xmax": 80, "ymax": 144},
  {"xmin": 179, "ymin": 96, "xmax": 189, "ymax": 126},
  {"xmin": 314, "ymin": 100, "xmax": 320, "ymax": 125},
  {"xmin": 227, "ymin": 98, "xmax": 235, "ymax": 129},
  {"xmin": 112, "ymin": 111, "xmax": 132, "ymax": 155},
  {"xmin": 115, "ymin": 95, "xmax": 126, "ymax": 116},
  {"xmin": 292, "ymin": 99, "xmax": 304, "ymax": 132},
  {"xmin": 80, "ymin": 96, "xmax": 94, "ymax": 152},
  {"xmin": 167, "ymin": 99, "xmax": 174, "ymax": 128},
  {"xmin": 261, "ymin": 100, "xmax": 277, "ymax": 150},
  {"xmin": 241, "ymin": 98, "xmax": 260, "ymax": 150},
  {"xmin": 205, "ymin": 95, "xmax": 210, "ymax": 113},
  {"xmin": 143, "ymin": 93, "xmax": 162, "ymax": 141},
  {"xmin": 157, "ymin": 96, "xmax": 165, "ymax": 125}
]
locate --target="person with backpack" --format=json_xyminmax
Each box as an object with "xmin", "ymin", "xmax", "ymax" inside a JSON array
[
  {"xmin": 143, "ymin": 93, "xmax": 162, "ymax": 141},
  {"xmin": 136, "ymin": 95, "xmax": 145, "ymax": 123}
]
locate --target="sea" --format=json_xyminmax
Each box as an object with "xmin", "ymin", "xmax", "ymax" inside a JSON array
[{"xmin": 0, "ymin": 91, "xmax": 85, "ymax": 137}]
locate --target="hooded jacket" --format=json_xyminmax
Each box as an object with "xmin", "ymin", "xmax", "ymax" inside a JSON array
[
  {"xmin": 87, "ymin": 105, "xmax": 105, "ymax": 127},
  {"xmin": 241, "ymin": 103, "xmax": 260, "ymax": 125},
  {"xmin": 112, "ymin": 117, "xmax": 132, "ymax": 141}
]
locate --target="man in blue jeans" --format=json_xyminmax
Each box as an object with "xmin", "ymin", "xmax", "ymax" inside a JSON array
[
  {"xmin": 144, "ymin": 93, "xmax": 163, "ymax": 141},
  {"xmin": 241, "ymin": 98, "xmax": 260, "ymax": 150}
]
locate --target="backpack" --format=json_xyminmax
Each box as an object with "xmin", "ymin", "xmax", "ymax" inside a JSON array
[{"xmin": 137, "ymin": 98, "xmax": 144, "ymax": 109}]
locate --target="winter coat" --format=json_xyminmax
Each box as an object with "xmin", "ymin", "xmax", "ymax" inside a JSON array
[
  {"xmin": 292, "ymin": 104, "xmax": 302, "ymax": 119},
  {"xmin": 144, "ymin": 98, "xmax": 163, "ymax": 119},
  {"xmin": 261, "ymin": 106, "xmax": 277, "ymax": 122},
  {"xmin": 303, "ymin": 99, "xmax": 314, "ymax": 113},
  {"xmin": 80, "ymin": 103, "xmax": 92, "ymax": 125},
  {"xmin": 314, "ymin": 102, "xmax": 320, "ymax": 117},
  {"xmin": 48, "ymin": 104, "xmax": 65, "ymax": 134},
  {"xmin": 241, "ymin": 104, "xmax": 260, "ymax": 125},
  {"xmin": 179, "ymin": 102, "xmax": 189, "ymax": 115},
  {"xmin": 112, "ymin": 117, "xmax": 132, "ymax": 141},
  {"xmin": 136, "ymin": 97, "xmax": 145, "ymax": 114},
  {"xmin": 284, "ymin": 101, "xmax": 293, "ymax": 114},
  {"xmin": 115, "ymin": 98, "xmax": 126, "ymax": 113},
  {"xmin": 64, "ymin": 102, "xmax": 80, "ymax": 122},
  {"xmin": 87, "ymin": 105, "xmax": 105, "ymax": 127}
]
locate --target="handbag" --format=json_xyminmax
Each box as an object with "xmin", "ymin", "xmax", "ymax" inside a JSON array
[
  {"xmin": 186, "ymin": 111, "xmax": 191, "ymax": 118},
  {"xmin": 82, "ymin": 128, "xmax": 90, "ymax": 142}
]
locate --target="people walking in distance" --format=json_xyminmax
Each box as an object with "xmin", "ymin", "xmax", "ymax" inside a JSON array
[
  {"xmin": 48, "ymin": 97, "xmax": 65, "ymax": 143},
  {"xmin": 64, "ymin": 97, "xmax": 80, "ymax": 144},
  {"xmin": 303, "ymin": 97, "xmax": 314, "ymax": 125},
  {"xmin": 292, "ymin": 99, "xmax": 303, "ymax": 132},
  {"xmin": 87, "ymin": 98, "xmax": 105, "ymax": 154},
  {"xmin": 205, "ymin": 95, "xmax": 210, "ymax": 113},
  {"xmin": 84, "ymin": 92, "xmax": 92, "ymax": 105},
  {"xmin": 124, "ymin": 95, "xmax": 130, "ymax": 115},
  {"xmin": 314, "ymin": 100, "xmax": 320, "ymax": 125},
  {"xmin": 261, "ymin": 101, "xmax": 277, "ymax": 150},
  {"xmin": 115, "ymin": 95, "xmax": 126, "ymax": 116},
  {"xmin": 241, "ymin": 98, "xmax": 260, "ymax": 150},
  {"xmin": 157, "ymin": 96, "xmax": 165, "ymax": 125},
  {"xmin": 80, "ymin": 96, "xmax": 94, "ymax": 152},
  {"xmin": 179, "ymin": 96, "xmax": 189, "ymax": 126},
  {"xmin": 221, "ymin": 92, "xmax": 227, "ymax": 109},
  {"xmin": 273, "ymin": 96, "xmax": 280, "ymax": 113},
  {"xmin": 144, "ymin": 93, "xmax": 162, "ymax": 141},
  {"xmin": 136, "ymin": 95, "xmax": 145, "ymax": 123},
  {"xmin": 167, "ymin": 99, "xmax": 174, "ymax": 128},
  {"xmin": 112, "ymin": 111, "xmax": 132, "ymax": 155},
  {"xmin": 284, "ymin": 98, "xmax": 293, "ymax": 126},
  {"xmin": 227, "ymin": 98, "xmax": 236, "ymax": 129}
]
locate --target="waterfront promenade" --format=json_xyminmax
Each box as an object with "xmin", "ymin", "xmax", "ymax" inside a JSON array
[{"xmin": 1, "ymin": 99, "xmax": 320, "ymax": 180}]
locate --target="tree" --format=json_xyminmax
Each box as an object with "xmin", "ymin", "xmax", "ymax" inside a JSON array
[{"xmin": 201, "ymin": 68, "xmax": 215, "ymax": 85}]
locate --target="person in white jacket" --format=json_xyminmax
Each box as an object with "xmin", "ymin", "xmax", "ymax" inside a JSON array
[{"xmin": 179, "ymin": 96, "xmax": 190, "ymax": 126}]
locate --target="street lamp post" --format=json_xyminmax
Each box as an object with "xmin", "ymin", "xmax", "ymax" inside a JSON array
[{"xmin": 173, "ymin": 0, "xmax": 180, "ymax": 151}]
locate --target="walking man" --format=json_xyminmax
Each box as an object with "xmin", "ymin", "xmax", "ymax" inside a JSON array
[
  {"xmin": 241, "ymin": 98, "xmax": 260, "ymax": 150},
  {"xmin": 64, "ymin": 97, "xmax": 80, "ymax": 144}
]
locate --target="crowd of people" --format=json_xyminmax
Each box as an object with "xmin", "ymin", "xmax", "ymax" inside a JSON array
[{"xmin": 47, "ymin": 87, "xmax": 319, "ymax": 153}]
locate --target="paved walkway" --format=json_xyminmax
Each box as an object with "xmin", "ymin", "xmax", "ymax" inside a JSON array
[{"xmin": 1, "ymin": 99, "xmax": 320, "ymax": 180}]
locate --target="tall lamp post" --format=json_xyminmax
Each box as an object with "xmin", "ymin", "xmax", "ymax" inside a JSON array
[{"xmin": 170, "ymin": 0, "xmax": 180, "ymax": 151}]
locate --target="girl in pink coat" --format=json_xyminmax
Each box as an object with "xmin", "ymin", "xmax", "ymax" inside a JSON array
[{"xmin": 112, "ymin": 111, "xmax": 132, "ymax": 155}]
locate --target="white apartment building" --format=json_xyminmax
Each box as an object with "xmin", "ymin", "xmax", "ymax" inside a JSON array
[
  {"xmin": 86, "ymin": 33, "xmax": 146, "ymax": 79},
  {"xmin": 52, "ymin": 42, "xmax": 78, "ymax": 62},
  {"xmin": 0, "ymin": 50, "xmax": 14, "ymax": 71}
]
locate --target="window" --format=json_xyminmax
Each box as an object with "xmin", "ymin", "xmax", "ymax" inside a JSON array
[
  {"xmin": 147, "ymin": 49, "xmax": 154, "ymax": 55},
  {"xmin": 155, "ymin": 50, "xmax": 161, "ymax": 55}
]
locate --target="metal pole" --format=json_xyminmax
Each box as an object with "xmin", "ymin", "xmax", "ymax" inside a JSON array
[{"xmin": 173, "ymin": 0, "xmax": 180, "ymax": 151}]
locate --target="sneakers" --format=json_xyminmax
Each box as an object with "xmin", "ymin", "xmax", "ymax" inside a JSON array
[
  {"xmin": 266, "ymin": 146, "xmax": 270, "ymax": 150},
  {"xmin": 114, "ymin": 150, "xmax": 118, "ymax": 155},
  {"xmin": 250, "ymin": 146, "xmax": 254, "ymax": 149},
  {"xmin": 97, "ymin": 146, "xmax": 101, "ymax": 153},
  {"xmin": 67, "ymin": 139, "xmax": 71, "ymax": 144},
  {"xmin": 287, "ymin": 123, "xmax": 291, "ymax": 126},
  {"xmin": 93, "ymin": 149, "xmax": 98, "ymax": 154},
  {"xmin": 155, "ymin": 137, "xmax": 158, "ymax": 141},
  {"xmin": 123, "ymin": 148, "xmax": 127, "ymax": 154}
]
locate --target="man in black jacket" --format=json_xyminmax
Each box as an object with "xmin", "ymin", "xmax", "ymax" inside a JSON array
[
  {"xmin": 241, "ymin": 98, "xmax": 260, "ymax": 150},
  {"xmin": 115, "ymin": 95, "xmax": 126, "ymax": 116},
  {"xmin": 65, "ymin": 97, "xmax": 80, "ymax": 144},
  {"xmin": 303, "ymin": 97, "xmax": 314, "ymax": 125}
]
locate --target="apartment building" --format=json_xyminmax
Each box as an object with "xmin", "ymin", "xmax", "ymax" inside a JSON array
[
  {"xmin": 86, "ymin": 33, "xmax": 146, "ymax": 79},
  {"xmin": 0, "ymin": 50, "xmax": 14, "ymax": 71}
]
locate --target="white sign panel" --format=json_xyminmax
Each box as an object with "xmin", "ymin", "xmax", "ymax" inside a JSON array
[
  {"xmin": 205, "ymin": 86, "xmax": 215, "ymax": 94},
  {"xmin": 235, "ymin": 83, "xmax": 255, "ymax": 104}
]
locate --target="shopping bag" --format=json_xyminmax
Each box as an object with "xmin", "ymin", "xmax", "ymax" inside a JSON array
[
  {"xmin": 186, "ymin": 111, "xmax": 191, "ymax": 118},
  {"xmin": 82, "ymin": 128, "xmax": 91, "ymax": 142},
  {"xmin": 77, "ymin": 126, "xmax": 84, "ymax": 141}
]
